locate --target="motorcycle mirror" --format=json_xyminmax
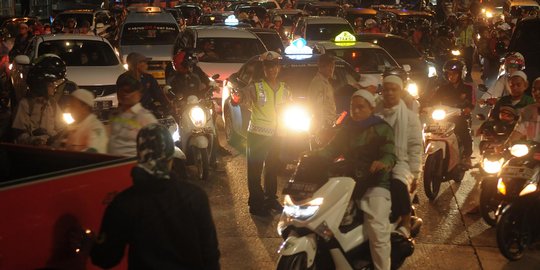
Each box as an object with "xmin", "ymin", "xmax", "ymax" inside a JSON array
[
  {"xmin": 478, "ymin": 84, "xmax": 488, "ymax": 92},
  {"xmin": 211, "ymin": 74, "xmax": 220, "ymax": 80},
  {"xmin": 476, "ymin": 114, "xmax": 486, "ymax": 121}
]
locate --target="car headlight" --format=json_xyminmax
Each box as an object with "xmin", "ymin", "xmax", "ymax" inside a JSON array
[
  {"xmin": 123, "ymin": 63, "xmax": 129, "ymax": 70},
  {"xmin": 406, "ymin": 82, "xmax": 419, "ymax": 98},
  {"xmin": 63, "ymin": 113, "xmax": 75, "ymax": 124},
  {"xmin": 189, "ymin": 106, "xmax": 206, "ymax": 128},
  {"xmin": 486, "ymin": 11, "xmax": 493, "ymax": 18},
  {"xmin": 283, "ymin": 195, "xmax": 323, "ymax": 220},
  {"xmin": 172, "ymin": 126, "xmax": 180, "ymax": 142},
  {"xmin": 428, "ymin": 65, "xmax": 437, "ymax": 78},
  {"xmin": 451, "ymin": 50, "xmax": 461, "ymax": 56},
  {"xmin": 432, "ymin": 109, "xmax": 446, "ymax": 120},
  {"xmin": 497, "ymin": 178, "xmax": 506, "ymax": 195},
  {"xmin": 510, "ymin": 144, "xmax": 529, "ymax": 157},
  {"xmin": 283, "ymin": 105, "xmax": 311, "ymax": 132},
  {"xmin": 519, "ymin": 183, "xmax": 538, "ymax": 196},
  {"xmin": 482, "ymin": 158, "xmax": 504, "ymax": 174}
]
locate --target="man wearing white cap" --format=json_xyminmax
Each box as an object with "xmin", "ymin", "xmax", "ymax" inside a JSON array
[
  {"xmin": 317, "ymin": 89, "xmax": 396, "ymax": 270},
  {"xmin": 506, "ymin": 77, "xmax": 540, "ymax": 143},
  {"xmin": 65, "ymin": 89, "xmax": 108, "ymax": 153},
  {"xmin": 489, "ymin": 70, "xmax": 534, "ymax": 121},
  {"xmin": 375, "ymin": 75, "xmax": 423, "ymax": 239}
]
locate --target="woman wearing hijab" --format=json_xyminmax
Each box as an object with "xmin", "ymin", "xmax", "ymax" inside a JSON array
[{"xmin": 91, "ymin": 124, "xmax": 220, "ymax": 270}]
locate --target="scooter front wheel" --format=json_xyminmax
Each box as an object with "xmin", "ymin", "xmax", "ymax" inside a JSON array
[
  {"xmin": 496, "ymin": 206, "xmax": 530, "ymax": 261},
  {"xmin": 423, "ymin": 150, "xmax": 443, "ymax": 200},
  {"xmin": 193, "ymin": 147, "xmax": 209, "ymax": 180},
  {"xmin": 277, "ymin": 253, "xmax": 311, "ymax": 270}
]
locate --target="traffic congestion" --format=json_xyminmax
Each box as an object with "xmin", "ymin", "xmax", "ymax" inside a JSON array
[{"xmin": 0, "ymin": 0, "xmax": 539, "ymax": 269}]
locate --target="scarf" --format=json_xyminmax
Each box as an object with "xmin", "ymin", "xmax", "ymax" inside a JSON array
[{"xmin": 136, "ymin": 123, "xmax": 175, "ymax": 179}]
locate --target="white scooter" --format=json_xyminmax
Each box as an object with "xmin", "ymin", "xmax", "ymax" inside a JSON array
[{"xmin": 276, "ymin": 156, "xmax": 419, "ymax": 270}]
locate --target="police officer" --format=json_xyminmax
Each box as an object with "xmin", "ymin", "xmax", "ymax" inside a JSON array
[
  {"xmin": 232, "ymin": 51, "xmax": 291, "ymax": 217},
  {"xmin": 429, "ymin": 60, "xmax": 474, "ymax": 167}
]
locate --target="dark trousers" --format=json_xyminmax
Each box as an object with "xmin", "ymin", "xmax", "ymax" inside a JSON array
[
  {"xmin": 451, "ymin": 116, "xmax": 473, "ymax": 157},
  {"xmin": 247, "ymin": 132, "xmax": 280, "ymax": 209},
  {"xmin": 464, "ymin": 46, "xmax": 474, "ymax": 79}
]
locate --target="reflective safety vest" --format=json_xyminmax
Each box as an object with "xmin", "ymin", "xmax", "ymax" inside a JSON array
[{"xmin": 248, "ymin": 80, "xmax": 289, "ymax": 136}]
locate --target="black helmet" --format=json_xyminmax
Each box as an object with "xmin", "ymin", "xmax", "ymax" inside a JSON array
[
  {"xmin": 443, "ymin": 59, "xmax": 465, "ymax": 73},
  {"xmin": 27, "ymin": 54, "xmax": 67, "ymax": 97}
]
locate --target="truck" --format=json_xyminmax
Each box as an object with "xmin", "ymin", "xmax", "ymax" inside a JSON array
[{"xmin": 0, "ymin": 143, "xmax": 135, "ymax": 269}]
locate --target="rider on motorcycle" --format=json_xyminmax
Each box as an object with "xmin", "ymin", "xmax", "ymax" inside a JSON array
[
  {"xmin": 428, "ymin": 60, "xmax": 474, "ymax": 166},
  {"xmin": 479, "ymin": 52, "xmax": 526, "ymax": 104},
  {"xmin": 488, "ymin": 70, "xmax": 534, "ymax": 121},
  {"xmin": 505, "ymin": 77, "xmax": 540, "ymax": 144},
  {"xmin": 169, "ymin": 50, "xmax": 205, "ymax": 99}
]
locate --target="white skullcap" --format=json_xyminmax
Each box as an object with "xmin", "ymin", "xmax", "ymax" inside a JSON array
[
  {"xmin": 510, "ymin": 70, "xmax": 527, "ymax": 82},
  {"xmin": 383, "ymin": 75, "xmax": 403, "ymax": 90},
  {"xmin": 71, "ymin": 89, "xmax": 95, "ymax": 107},
  {"xmin": 359, "ymin": 74, "xmax": 381, "ymax": 88},
  {"xmin": 352, "ymin": 89, "xmax": 375, "ymax": 108}
]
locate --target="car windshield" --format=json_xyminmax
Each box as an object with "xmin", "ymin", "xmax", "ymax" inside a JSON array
[
  {"xmin": 196, "ymin": 38, "xmax": 266, "ymax": 63},
  {"xmin": 252, "ymin": 32, "xmax": 284, "ymax": 52},
  {"xmin": 306, "ymin": 23, "xmax": 353, "ymax": 41},
  {"xmin": 309, "ymin": 7, "xmax": 340, "ymax": 16},
  {"xmin": 37, "ymin": 40, "xmax": 119, "ymax": 66},
  {"xmin": 54, "ymin": 14, "xmax": 94, "ymax": 27},
  {"xmin": 121, "ymin": 23, "xmax": 179, "ymax": 45},
  {"xmin": 367, "ymin": 37, "xmax": 422, "ymax": 59},
  {"xmin": 327, "ymin": 48, "xmax": 399, "ymax": 73}
]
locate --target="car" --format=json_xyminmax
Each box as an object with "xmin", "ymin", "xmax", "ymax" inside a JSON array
[
  {"xmin": 221, "ymin": 53, "xmax": 360, "ymax": 143},
  {"xmin": 343, "ymin": 8, "xmax": 378, "ymax": 26},
  {"xmin": 292, "ymin": 16, "xmax": 354, "ymax": 46},
  {"xmin": 376, "ymin": 8, "xmax": 434, "ymax": 24},
  {"xmin": 1, "ymin": 16, "xmax": 38, "ymax": 42},
  {"xmin": 164, "ymin": 7, "xmax": 185, "ymax": 25},
  {"xmin": 174, "ymin": 3, "xmax": 203, "ymax": 25},
  {"xmin": 508, "ymin": 16, "xmax": 540, "ymax": 86},
  {"xmin": 267, "ymin": 9, "xmax": 308, "ymax": 39},
  {"xmin": 235, "ymin": 5, "xmax": 268, "ymax": 20},
  {"xmin": 118, "ymin": 6, "xmax": 180, "ymax": 85},
  {"xmin": 53, "ymin": 9, "xmax": 111, "ymax": 36},
  {"xmin": 247, "ymin": 28, "xmax": 285, "ymax": 53},
  {"xmin": 199, "ymin": 11, "xmax": 235, "ymax": 25},
  {"xmin": 293, "ymin": 0, "xmax": 318, "ymax": 10},
  {"xmin": 356, "ymin": 33, "xmax": 437, "ymax": 97},
  {"xmin": 303, "ymin": 2, "xmax": 344, "ymax": 17},
  {"xmin": 10, "ymin": 34, "xmax": 125, "ymax": 121},
  {"xmin": 504, "ymin": 0, "xmax": 540, "ymax": 17}
]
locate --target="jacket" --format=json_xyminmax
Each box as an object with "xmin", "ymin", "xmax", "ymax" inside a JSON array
[
  {"xmin": 317, "ymin": 115, "xmax": 396, "ymax": 197},
  {"xmin": 91, "ymin": 167, "xmax": 220, "ymax": 270},
  {"xmin": 430, "ymin": 81, "xmax": 474, "ymax": 110}
]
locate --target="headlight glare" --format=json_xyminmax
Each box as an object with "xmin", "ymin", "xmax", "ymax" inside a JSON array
[
  {"xmin": 406, "ymin": 82, "xmax": 419, "ymax": 98},
  {"xmin": 189, "ymin": 106, "xmax": 206, "ymax": 128},
  {"xmin": 172, "ymin": 127, "xmax": 180, "ymax": 142},
  {"xmin": 428, "ymin": 66, "xmax": 437, "ymax": 78},
  {"xmin": 510, "ymin": 144, "xmax": 529, "ymax": 157},
  {"xmin": 482, "ymin": 158, "xmax": 504, "ymax": 174},
  {"xmin": 283, "ymin": 105, "xmax": 311, "ymax": 132},
  {"xmin": 520, "ymin": 183, "xmax": 538, "ymax": 196},
  {"xmin": 497, "ymin": 178, "xmax": 507, "ymax": 195},
  {"xmin": 63, "ymin": 113, "xmax": 75, "ymax": 124},
  {"xmin": 451, "ymin": 50, "xmax": 461, "ymax": 56},
  {"xmin": 283, "ymin": 195, "xmax": 323, "ymax": 220},
  {"xmin": 432, "ymin": 109, "xmax": 446, "ymax": 120}
]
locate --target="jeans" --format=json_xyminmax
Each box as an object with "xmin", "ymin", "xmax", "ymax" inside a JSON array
[{"xmin": 246, "ymin": 132, "xmax": 281, "ymax": 209}]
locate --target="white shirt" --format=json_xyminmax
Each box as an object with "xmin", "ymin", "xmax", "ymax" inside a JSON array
[
  {"xmin": 66, "ymin": 113, "xmax": 108, "ymax": 153},
  {"xmin": 12, "ymin": 97, "xmax": 65, "ymax": 137},
  {"xmin": 481, "ymin": 75, "xmax": 509, "ymax": 100},
  {"xmin": 309, "ymin": 72, "xmax": 336, "ymax": 127},
  {"xmin": 108, "ymin": 103, "xmax": 157, "ymax": 156}
]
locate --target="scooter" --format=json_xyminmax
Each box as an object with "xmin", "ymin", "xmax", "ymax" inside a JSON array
[
  {"xmin": 276, "ymin": 155, "xmax": 421, "ymax": 270},
  {"xmin": 496, "ymin": 141, "xmax": 540, "ymax": 261},
  {"xmin": 422, "ymin": 105, "xmax": 469, "ymax": 200}
]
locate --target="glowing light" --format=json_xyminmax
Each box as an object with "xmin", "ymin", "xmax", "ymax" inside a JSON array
[
  {"xmin": 63, "ymin": 113, "xmax": 75, "ymax": 124},
  {"xmin": 334, "ymin": 31, "xmax": 356, "ymax": 46},
  {"xmin": 284, "ymin": 38, "xmax": 312, "ymax": 56},
  {"xmin": 432, "ymin": 109, "xmax": 446, "ymax": 120},
  {"xmin": 224, "ymin": 15, "xmax": 239, "ymax": 26}
]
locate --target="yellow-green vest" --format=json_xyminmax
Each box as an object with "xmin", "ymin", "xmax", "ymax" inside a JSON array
[{"xmin": 248, "ymin": 80, "xmax": 288, "ymax": 136}]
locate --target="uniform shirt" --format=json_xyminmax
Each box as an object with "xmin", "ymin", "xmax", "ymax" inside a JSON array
[
  {"xmin": 108, "ymin": 103, "xmax": 157, "ymax": 156},
  {"xmin": 309, "ymin": 72, "xmax": 336, "ymax": 128},
  {"xmin": 65, "ymin": 113, "xmax": 108, "ymax": 153},
  {"xmin": 457, "ymin": 24, "xmax": 474, "ymax": 47},
  {"xmin": 12, "ymin": 97, "xmax": 65, "ymax": 137}
]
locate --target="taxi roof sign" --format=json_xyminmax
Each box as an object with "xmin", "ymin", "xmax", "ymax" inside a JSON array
[
  {"xmin": 334, "ymin": 31, "xmax": 356, "ymax": 46},
  {"xmin": 225, "ymin": 15, "xmax": 239, "ymax": 26},
  {"xmin": 284, "ymin": 38, "xmax": 313, "ymax": 57}
]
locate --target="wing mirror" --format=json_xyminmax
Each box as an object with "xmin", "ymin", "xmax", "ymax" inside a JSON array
[{"xmin": 14, "ymin": 55, "xmax": 30, "ymax": 65}]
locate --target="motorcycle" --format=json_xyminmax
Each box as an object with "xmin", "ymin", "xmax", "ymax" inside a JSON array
[
  {"xmin": 422, "ymin": 105, "xmax": 469, "ymax": 200},
  {"xmin": 496, "ymin": 141, "xmax": 540, "ymax": 261},
  {"xmin": 276, "ymin": 155, "xmax": 421, "ymax": 270}
]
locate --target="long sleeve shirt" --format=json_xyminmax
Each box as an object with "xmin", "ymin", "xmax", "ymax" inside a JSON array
[
  {"xmin": 309, "ymin": 72, "xmax": 337, "ymax": 128},
  {"xmin": 108, "ymin": 103, "xmax": 157, "ymax": 156}
]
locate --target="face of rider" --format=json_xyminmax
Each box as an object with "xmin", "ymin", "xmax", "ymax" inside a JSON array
[
  {"xmin": 350, "ymin": 96, "xmax": 373, "ymax": 122},
  {"xmin": 382, "ymin": 82, "xmax": 402, "ymax": 107},
  {"xmin": 446, "ymin": 70, "xmax": 461, "ymax": 84},
  {"xmin": 508, "ymin": 76, "xmax": 528, "ymax": 99}
]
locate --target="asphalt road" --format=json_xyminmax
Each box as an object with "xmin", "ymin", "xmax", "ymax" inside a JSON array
[{"xmin": 187, "ymin": 73, "xmax": 540, "ymax": 270}]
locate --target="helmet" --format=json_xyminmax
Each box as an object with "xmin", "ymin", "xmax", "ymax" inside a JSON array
[
  {"xmin": 173, "ymin": 50, "xmax": 197, "ymax": 71},
  {"xmin": 27, "ymin": 54, "xmax": 67, "ymax": 97},
  {"xmin": 443, "ymin": 59, "xmax": 465, "ymax": 73},
  {"xmin": 504, "ymin": 52, "xmax": 525, "ymax": 70}
]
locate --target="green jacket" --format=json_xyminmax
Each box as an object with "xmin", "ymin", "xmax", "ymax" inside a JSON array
[{"xmin": 317, "ymin": 115, "xmax": 396, "ymax": 197}]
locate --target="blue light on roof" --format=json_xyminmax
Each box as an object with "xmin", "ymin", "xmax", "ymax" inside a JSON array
[
  {"xmin": 284, "ymin": 38, "xmax": 313, "ymax": 58},
  {"xmin": 224, "ymin": 15, "xmax": 239, "ymax": 26}
]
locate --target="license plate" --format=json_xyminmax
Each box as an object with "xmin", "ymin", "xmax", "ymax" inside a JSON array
[
  {"xmin": 283, "ymin": 182, "xmax": 318, "ymax": 196},
  {"xmin": 151, "ymin": 71, "xmax": 165, "ymax": 79},
  {"xmin": 501, "ymin": 166, "xmax": 534, "ymax": 179},
  {"xmin": 94, "ymin": 100, "xmax": 113, "ymax": 110},
  {"xmin": 426, "ymin": 123, "xmax": 447, "ymax": 133}
]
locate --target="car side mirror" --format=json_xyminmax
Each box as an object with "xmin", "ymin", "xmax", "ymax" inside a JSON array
[
  {"xmin": 14, "ymin": 55, "xmax": 30, "ymax": 65},
  {"xmin": 402, "ymin": 64, "xmax": 411, "ymax": 72},
  {"xmin": 476, "ymin": 114, "xmax": 486, "ymax": 121}
]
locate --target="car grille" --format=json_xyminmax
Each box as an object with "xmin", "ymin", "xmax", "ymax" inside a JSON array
[{"xmin": 83, "ymin": 85, "xmax": 117, "ymax": 97}]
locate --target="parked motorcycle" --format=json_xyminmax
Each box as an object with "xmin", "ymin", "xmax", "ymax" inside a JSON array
[
  {"xmin": 496, "ymin": 141, "xmax": 540, "ymax": 260},
  {"xmin": 276, "ymin": 155, "xmax": 421, "ymax": 270},
  {"xmin": 422, "ymin": 105, "xmax": 469, "ymax": 200}
]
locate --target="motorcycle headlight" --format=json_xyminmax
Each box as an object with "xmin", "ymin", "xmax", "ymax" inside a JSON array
[
  {"xmin": 520, "ymin": 183, "xmax": 538, "ymax": 196},
  {"xmin": 432, "ymin": 109, "xmax": 446, "ymax": 120},
  {"xmin": 510, "ymin": 144, "xmax": 529, "ymax": 157},
  {"xmin": 486, "ymin": 11, "xmax": 493, "ymax": 18},
  {"xmin": 283, "ymin": 195, "xmax": 323, "ymax": 220},
  {"xmin": 283, "ymin": 105, "xmax": 311, "ymax": 132},
  {"xmin": 189, "ymin": 106, "xmax": 206, "ymax": 128},
  {"xmin": 63, "ymin": 113, "xmax": 75, "ymax": 125},
  {"xmin": 451, "ymin": 50, "xmax": 461, "ymax": 56},
  {"xmin": 428, "ymin": 66, "xmax": 437, "ymax": 78},
  {"xmin": 497, "ymin": 178, "xmax": 507, "ymax": 195},
  {"xmin": 406, "ymin": 82, "xmax": 419, "ymax": 98},
  {"xmin": 482, "ymin": 158, "xmax": 504, "ymax": 174}
]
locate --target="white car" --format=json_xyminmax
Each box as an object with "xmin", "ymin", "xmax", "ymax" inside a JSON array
[
  {"xmin": 53, "ymin": 9, "xmax": 111, "ymax": 36},
  {"xmin": 292, "ymin": 16, "xmax": 354, "ymax": 46},
  {"xmin": 10, "ymin": 34, "xmax": 125, "ymax": 120}
]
